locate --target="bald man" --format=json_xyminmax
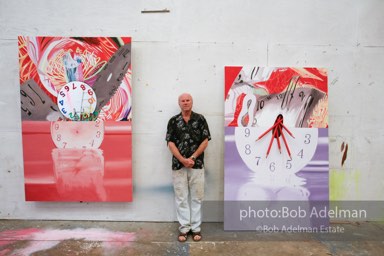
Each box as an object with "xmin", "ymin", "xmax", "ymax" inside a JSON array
[{"xmin": 166, "ymin": 93, "xmax": 211, "ymax": 242}]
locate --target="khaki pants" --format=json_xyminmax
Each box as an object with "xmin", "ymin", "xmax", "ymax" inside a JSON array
[{"xmin": 172, "ymin": 167, "xmax": 205, "ymax": 233}]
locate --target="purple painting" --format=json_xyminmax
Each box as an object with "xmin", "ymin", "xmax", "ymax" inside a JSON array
[{"xmin": 224, "ymin": 66, "xmax": 329, "ymax": 230}]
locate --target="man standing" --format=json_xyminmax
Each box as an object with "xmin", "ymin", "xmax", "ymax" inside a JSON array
[{"xmin": 166, "ymin": 93, "xmax": 211, "ymax": 242}]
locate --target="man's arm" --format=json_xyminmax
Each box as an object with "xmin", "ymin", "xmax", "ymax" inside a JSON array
[
  {"xmin": 189, "ymin": 138, "xmax": 209, "ymax": 160},
  {"xmin": 168, "ymin": 141, "xmax": 195, "ymax": 168}
]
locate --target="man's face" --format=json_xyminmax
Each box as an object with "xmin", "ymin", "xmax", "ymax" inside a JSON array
[{"xmin": 178, "ymin": 94, "xmax": 193, "ymax": 112}]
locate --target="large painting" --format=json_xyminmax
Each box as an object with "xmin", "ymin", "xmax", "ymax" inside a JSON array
[
  {"xmin": 224, "ymin": 67, "xmax": 329, "ymax": 230},
  {"xmin": 18, "ymin": 36, "xmax": 132, "ymax": 202}
]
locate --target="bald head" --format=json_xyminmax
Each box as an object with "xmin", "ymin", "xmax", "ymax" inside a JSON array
[
  {"xmin": 178, "ymin": 93, "xmax": 193, "ymax": 102},
  {"xmin": 178, "ymin": 93, "xmax": 193, "ymax": 113}
]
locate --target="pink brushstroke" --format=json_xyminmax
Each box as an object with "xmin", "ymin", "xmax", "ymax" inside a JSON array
[
  {"xmin": 0, "ymin": 228, "xmax": 40, "ymax": 240},
  {"xmin": 0, "ymin": 228, "xmax": 135, "ymax": 255}
]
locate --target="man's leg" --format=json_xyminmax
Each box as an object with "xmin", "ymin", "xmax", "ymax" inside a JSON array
[
  {"xmin": 172, "ymin": 168, "xmax": 191, "ymax": 234},
  {"xmin": 189, "ymin": 168, "xmax": 205, "ymax": 233}
]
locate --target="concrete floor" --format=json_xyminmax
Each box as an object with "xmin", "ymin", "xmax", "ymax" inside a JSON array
[{"xmin": 0, "ymin": 220, "xmax": 383, "ymax": 255}]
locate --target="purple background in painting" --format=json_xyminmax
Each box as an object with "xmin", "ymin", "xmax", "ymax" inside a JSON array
[{"xmin": 224, "ymin": 128, "xmax": 329, "ymax": 201}]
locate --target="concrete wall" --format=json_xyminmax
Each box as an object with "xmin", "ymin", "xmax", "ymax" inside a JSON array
[{"xmin": 1, "ymin": 0, "xmax": 383, "ymax": 221}]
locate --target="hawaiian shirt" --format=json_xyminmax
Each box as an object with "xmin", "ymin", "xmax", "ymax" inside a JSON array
[{"xmin": 166, "ymin": 111, "xmax": 211, "ymax": 170}]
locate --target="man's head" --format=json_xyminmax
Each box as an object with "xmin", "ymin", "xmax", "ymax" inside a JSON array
[{"xmin": 178, "ymin": 93, "xmax": 193, "ymax": 113}]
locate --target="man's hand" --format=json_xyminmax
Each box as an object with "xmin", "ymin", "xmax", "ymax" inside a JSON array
[
  {"xmin": 168, "ymin": 142, "xmax": 197, "ymax": 169},
  {"xmin": 182, "ymin": 158, "xmax": 195, "ymax": 168}
]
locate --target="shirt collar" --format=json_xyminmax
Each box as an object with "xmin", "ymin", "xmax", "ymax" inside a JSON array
[{"xmin": 177, "ymin": 111, "xmax": 197, "ymax": 120}]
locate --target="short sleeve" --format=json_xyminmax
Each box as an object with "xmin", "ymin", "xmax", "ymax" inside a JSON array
[
  {"xmin": 165, "ymin": 118, "xmax": 175, "ymax": 143},
  {"xmin": 200, "ymin": 115, "xmax": 211, "ymax": 141}
]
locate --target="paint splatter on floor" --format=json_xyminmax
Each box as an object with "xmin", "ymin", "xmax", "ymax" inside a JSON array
[{"xmin": 0, "ymin": 228, "xmax": 135, "ymax": 256}]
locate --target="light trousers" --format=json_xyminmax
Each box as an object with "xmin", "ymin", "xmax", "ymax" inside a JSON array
[{"xmin": 172, "ymin": 167, "xmax": 205, "ymax": 233}]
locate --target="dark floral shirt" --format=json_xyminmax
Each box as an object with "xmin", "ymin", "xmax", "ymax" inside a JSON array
[{"xmin": 166, "ymin": 111, "xmax": 211, "ymax": 170}]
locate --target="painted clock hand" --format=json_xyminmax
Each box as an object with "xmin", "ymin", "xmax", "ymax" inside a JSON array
[
  {"xmin": 266, "ymin": 128, "xmax": 276, "ymax": 158},
  {"xmin": 268, "ymin": 115, "xmax": 284, "ymax": 157},
  {"xmin": 281, "ymin": 122, "xmax": 295, "ymax": 138},
  {"xmin": 275, "ymin": 126, "xmax": 282, "ymax": 154},
  {"xmin": 256, "ymin": 118, "xmax": 282, "ymax": 141},
  {"xmin": 261, "ymin": 116, "xmax": 283, "ymax": 158},
  {"xmin": 258, "ymin": 114, "xmax": 295, "ymax": 159},
  {"xmin": 279, "ymin": 125, "xmax": 292, "ymax": 160}
]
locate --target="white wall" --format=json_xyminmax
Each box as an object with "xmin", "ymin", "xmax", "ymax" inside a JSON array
[{"xmin": 0, "ymin": 0, "xmax": 383, "ymax": 221}]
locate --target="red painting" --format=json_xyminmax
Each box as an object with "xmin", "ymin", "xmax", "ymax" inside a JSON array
[
  {"xmin": 224, "ymin": 67, "xmax": 328, "ymax": 128},
  {"xmin": 18, "ymin": 37, "xmax": 132, "ymax": 201}
]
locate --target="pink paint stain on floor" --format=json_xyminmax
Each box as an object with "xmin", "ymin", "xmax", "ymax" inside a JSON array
[
  {"xmin": 0, "ymin": 228, "xmax": 40, "ymax": 240},
  {"xmin": 0, "ymin": 228, "xmax": 135, "ymax": 256}
]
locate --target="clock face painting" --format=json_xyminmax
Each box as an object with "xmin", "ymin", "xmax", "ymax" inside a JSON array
[
  {"xmin": 50, "ymin": 120, "xmax": 104, "ymax": 149},
  {"xmin": 56, "ymin": 81, "xmax": 97, "ymax": 120},
  {"xmin": 234, "ymin": 126, "xmax": 319, "ymax": 175},
  {"xmin": 224, "ymin": 67, "xmax": 329, "ymax": 229},
  {"xmin": 18, "ymin": 36, "xmax": 132, "ymax": 202}
]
